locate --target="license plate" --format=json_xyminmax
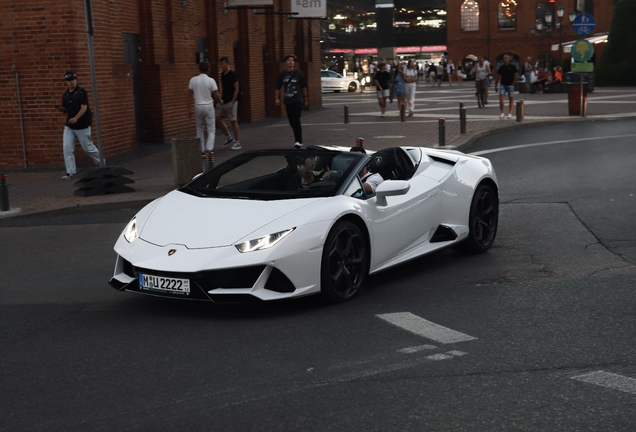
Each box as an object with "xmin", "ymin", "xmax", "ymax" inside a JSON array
[{"xmin": 138, "ymin": 273, "xmax": 190, "ymax": 295}]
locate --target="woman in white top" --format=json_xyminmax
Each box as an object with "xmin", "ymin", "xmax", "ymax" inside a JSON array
[
  {"xmin": 456, "ymin": 61, "xmax": 464, "ymax": 86},
  {"xmin": 404, "ymin": 60, "xmax": 418, "ymax": 117}
]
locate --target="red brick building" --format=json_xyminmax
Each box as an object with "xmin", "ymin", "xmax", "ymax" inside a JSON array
[
  {"xmin": 0, "ymin": 0, "xmax": 321, "ymax": 168},
  {"xmin": 446, "ymin": 1, "xmax": 614, "ymax": 73}
]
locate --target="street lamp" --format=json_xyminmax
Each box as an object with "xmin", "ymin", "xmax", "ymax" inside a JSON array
[{"xmin": 535, "ymin": 16, "xmax": 552, "ymax": 69}]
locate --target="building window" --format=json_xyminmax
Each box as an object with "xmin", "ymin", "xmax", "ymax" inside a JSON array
[
  {"xmin": 461, "ymin": 1, "xmax": 479, "ymax": 32},
  {"xmin": 498, "ymin": 1, "xmax": 517, "ymax": 30},
  {"xmin": 576, "ymin": 0, "xmax": 593, "ymax": 15},
  {"xmin": 536, "ymin": 2, "xmax": 548, "ymax": 26}
]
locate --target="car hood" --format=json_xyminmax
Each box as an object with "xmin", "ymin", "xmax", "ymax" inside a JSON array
[{"xmin": 139, "ymin": 191, "xmax": 322, "ymax": 249}]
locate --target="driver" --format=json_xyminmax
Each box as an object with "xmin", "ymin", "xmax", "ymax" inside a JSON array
[
  {"xmin": 286, "ymin": 156, "xmax": 321, "ymax": 190},
  {"xmin": 350, "ymin": 147, "xmax": 383, "ymax": 194}
]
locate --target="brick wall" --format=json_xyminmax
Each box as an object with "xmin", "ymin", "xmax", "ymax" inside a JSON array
[
  {"xmin": 0, "ymin": 0, "xmax": 322, "ymax": 169},
  {"xmin": 447, "ymin": 0, "xmax": 612, "ymax": 71}
]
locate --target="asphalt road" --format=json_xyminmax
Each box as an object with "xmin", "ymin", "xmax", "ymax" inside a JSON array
[{"xmin": 1, "ymin": 120, "xmax": 635, "ymax": 431}]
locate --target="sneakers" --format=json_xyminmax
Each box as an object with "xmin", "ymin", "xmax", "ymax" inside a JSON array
[
  {"xmin": 381, "ymin": 113, "xmax": 386, "ymax": 118},
  {"xmin": 507, "ymin": 114, "xmax": 512, "ymax": 119},
  {"xmin": 499, "ymin": 113, "xmax": 505, "ymax": 119},
  {"xmin": 222, "ymin": 136, "xmax": 235, "ymax": 147},
  {"xmin": 231, "ymin": 141, "xmax": 242, "ymax": 150},
  {"xmin": 61, "ymin": 173, "xmax": 74, "ymax": 180},
  {"xmin": 294, "ymin": 142, "xmax": 303, "ymax": 149}
]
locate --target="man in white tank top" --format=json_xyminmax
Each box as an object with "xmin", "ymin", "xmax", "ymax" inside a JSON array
[{"xmin": 189, "ymin": 61, "xmax": 222, "ymax": 153}]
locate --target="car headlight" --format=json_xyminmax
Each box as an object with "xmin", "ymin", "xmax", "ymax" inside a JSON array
[
  {"xmin": 123, "ymin": 217, "xmax": 138, "ymax": 243},
  {"xmin": 235, "ymin": 228, "xmax": 295, "ymax": 253}
]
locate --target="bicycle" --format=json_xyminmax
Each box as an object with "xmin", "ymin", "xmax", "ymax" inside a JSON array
[{"xmin": 476, "ymin": 79, "xmax": 486, "ymax": 108}]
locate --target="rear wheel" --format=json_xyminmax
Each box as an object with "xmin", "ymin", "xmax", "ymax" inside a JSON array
[
  {"xmin": 461, "ymin": 184, "xmax": 498, "ymax": 253},
  {"xmin": 348, "ymin": 82, "xmax": 358, "ymax": 92},
  {"xmin": 321, "ymin": 221, "xmax": 368, "ymax": 303}
]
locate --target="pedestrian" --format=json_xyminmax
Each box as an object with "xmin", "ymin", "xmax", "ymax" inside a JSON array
[
  {"xmin": 428, "ymin": 63, "xmax": 436, "ymax": 85},
  {"xmin": 394, "ymin": 64, "xmax": 406, "ymax": 112},
  {"xmin": 469, "ymin": 56, "xmax": 492, "ymax": 104},
  {"xmin": 189, "ymin": 61, "xmax": 222, "ymax": 153},
  {"xmin": 456, "ymin": 61, "xmax": 464, "ymax": 86},
  {"xmin": 494, "ymin": 54, "xmax": 518, "ymax": 119},
  {"xmin": 404, "ymin": 59, "xmax": 418, "ymax": 117},
  {"xmin": 523, "ymin": 57, "xmax": 535, "ymax": 94},
  {"xmin": 56, "ymin": 71, "xmax": 102, "ymax": 180},
  {"xmin": 374, "ymin": 63, "xmax": 391, "ymax": 117},
  {"xmin": 446, "ymin": 60, "xmax": 455, "ymax": 86},
  {"xmin": 215, "ymin": 56, "xmax": 242, "ymax": 150},
  {"xmin": 275, "ymin": 54, "xmax": 309, "ymax": 149},
  {"xmin": 436, "ymin": 63, "xmax": 444, "ymax": 86}
]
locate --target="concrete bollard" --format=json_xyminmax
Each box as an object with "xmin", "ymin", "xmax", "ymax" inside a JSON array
[
  {"xmin": 0, "ymin": 173, "xmax": 9, "ymax": 212},
  {"xmin": 460, "ymin": 107, "xmax": 467, "ymax": 134},
  {"xmin": 438, "ymin": 118, "xmax": 446, "ymax": 146},
  {"xmin": 400, "ymin": 103, "xmax": 406, "ymax": 122},
  {"xmin": 344, "ymin": 105, "xmax": 349, "ymax": 124},
  {"xmin": 172, "ymin": 137, "xmax": 202, "ymax": 187},
  {"xmin": 516, "ymin": 100, "xmax": 524, "ymax": 122}
]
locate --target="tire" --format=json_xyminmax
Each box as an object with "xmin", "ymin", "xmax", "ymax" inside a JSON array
[
  {"xmin": 461, "ymin": 183, "xmax": 498, "ymax": 254},
  {"xmin": 321, "ymin": 220, "xmax": 368, "ymax": 303},
  {"xmin": 348, "ymin": 82, "xmax": 357, "ymax": 92}
]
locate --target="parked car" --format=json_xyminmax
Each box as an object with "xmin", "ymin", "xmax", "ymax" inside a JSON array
[
  {"xmin": 109, "ymin": 146, "xmax": 499, "ymax": 304},
  {"xmin": 321, "ymin": 70, "xmax": 361, "ymax": 93}
]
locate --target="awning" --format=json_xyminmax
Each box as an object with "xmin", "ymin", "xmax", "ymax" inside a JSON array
[{"xmin": 552, "ymin": 33, "xmax": 608, "ymax": 53}]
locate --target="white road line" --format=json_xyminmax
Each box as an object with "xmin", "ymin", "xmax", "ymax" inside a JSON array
[
  {"xmin": 398, "ymin": 344, "xmax": 437, "ymax": 353},
  {"xmin": 426, "ymin": 353, "xmax": 454, "ymax": 360},
  {"xmin": 377, "ymin": 312, "xmax": 478, "ymax": 344},
  {"xmin": 571, "ymin": 371, "xmax": 636, "ymax": 395},
  {"xmin": 446, "ymin": 350, "xmax": 468, "ymax": 357},
  {"xmin": 470, "ymin": 133, "xmax": 636, "ymax": 156}
]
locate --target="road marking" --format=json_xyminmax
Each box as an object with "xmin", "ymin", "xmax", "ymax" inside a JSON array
[
  {"xmin": 398, "ymin": 344, "xmax": 437, "ymax": 353},
  {"xmin": 426, "ymin": 353, "xmax": 454, "ymax": 360},
  {"xmin": 374, "ymin": 135, "xmax": 406, "ymax": 139},
  {"xmin": 471, "ymin": 133, "xmax": 636, "ymax": 156},
  {"xmin": 571, "ymin": 371, "xmax": 636, "ymax": 395},
  {"xmin": 377, "ymin": 312, "xmax": 477, "ymax": 344}
]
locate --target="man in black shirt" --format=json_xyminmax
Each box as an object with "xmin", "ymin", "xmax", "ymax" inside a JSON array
[
  {"xmin": 374, "ymin": 63, "xmax": 391, "ymax": 117},
  {"xmin": 215, "ymin": 57, "xmax": 242, "ymax": 150},
  {"xmin": 56, "ymin": 72, "xmax": 101, "ymax": 179},
  {"xmin": 275, "ymin": 54, "xmax": 308, "ymax": 149},
  {"xmin": 495, "ymin": 54, "xmax": 518, "ymax": 119}
]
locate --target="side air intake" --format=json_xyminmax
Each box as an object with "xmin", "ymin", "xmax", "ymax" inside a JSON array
[{"xmin": 430, "ymin": 225, "xmax": 458, "ymax": 243}]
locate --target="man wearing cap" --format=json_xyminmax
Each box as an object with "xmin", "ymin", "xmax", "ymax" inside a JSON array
[{"xmin": 56, "ymin": 72, "xmax": 101, "ymax": 180}]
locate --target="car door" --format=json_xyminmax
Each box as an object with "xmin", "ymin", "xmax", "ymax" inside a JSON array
[
  {"xmin": 327, "ymin": 71, "xmax": 342, "ymax": 91},
  {"xmin": 320, "ymin": 71, "xmax": 331, "ymax": 91},
  {"xmin": 362, "ymin": 174, "xmax": 443, "ymax": 270}
]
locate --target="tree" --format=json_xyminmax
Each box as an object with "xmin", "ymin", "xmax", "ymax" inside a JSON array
[{"xmin": 596, "ymin": 0, "xmax": 636, "ymax": 86}]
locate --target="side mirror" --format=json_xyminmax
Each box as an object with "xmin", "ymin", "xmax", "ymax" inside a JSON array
[{"xmin": 375, "ymin": 180, "xmax": 410, "ymax": 206}]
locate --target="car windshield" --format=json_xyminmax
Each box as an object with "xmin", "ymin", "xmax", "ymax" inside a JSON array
[{"xmin": 181, "ymin": 149, "xmax": 366, "ymax": 200}]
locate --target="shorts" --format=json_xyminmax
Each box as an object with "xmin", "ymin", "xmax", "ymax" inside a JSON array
[
  {"xmin": 524, "ymin": 72, "xmax": 533, "ymax": 83},
  {"xmin": 476, "ymin": 77, "xmax": 489, "ymax": 87},
  {"xmin": 376, "ymin": 89, "xmax": 390, "ymax": 98},
  {"xmin": 499, "ymin": 85, "xmax": 515, "ymax": 98},
  {"xmin": 215, "ymin": 101, "xmax": 238, "ymax": 121}
]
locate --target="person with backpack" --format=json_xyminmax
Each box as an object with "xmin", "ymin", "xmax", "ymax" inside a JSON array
[
  {"xmin": 56, "ymin": 71, "xmax": 102, "ymax": 180},
  {"xmin": 275, "ymin": 54, "xmax": 308, "ymax": 149},
  {"xmin": 215, "ymin": 56, "xmax": 242, "ymax": 150}
]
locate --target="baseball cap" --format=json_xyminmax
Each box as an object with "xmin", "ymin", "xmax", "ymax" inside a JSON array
[{"xmin": 64, "ymin": 72, "xmax": 77, "ymax": 81}]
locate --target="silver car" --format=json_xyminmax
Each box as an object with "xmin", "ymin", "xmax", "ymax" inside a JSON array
[{"xmin": 321, "ymin": 70, "xmax": 361, "ymax": 93}]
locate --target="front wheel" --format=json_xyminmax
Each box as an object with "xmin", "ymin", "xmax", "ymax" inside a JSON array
[
  {"xmin": 321, "ymin": 221, "xmax": 368, "ymax": 303},
  {"xmin": 461, "ymin": 184, "xmax": 498, "ymax": 253},
  {"xmin": 348, "ymin": 82, "xmax": 358, "ymax": 92}
]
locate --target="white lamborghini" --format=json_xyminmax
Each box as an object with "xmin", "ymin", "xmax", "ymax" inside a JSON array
[{"xmin": 109, "ymin": 146, "xmax": 499, "ymax": 303}]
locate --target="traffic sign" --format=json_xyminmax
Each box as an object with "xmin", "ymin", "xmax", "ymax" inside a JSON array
[
  {"xmin": 572, "ymin": 13, "xmax": 596, "ymax": 36},
  {"xmin": 571, "ymin": 62, "xmax": 594, "ymax": 73},
  {"xmin": 571, "ymin": 39, "xmax": 594, "ymax": 63}
]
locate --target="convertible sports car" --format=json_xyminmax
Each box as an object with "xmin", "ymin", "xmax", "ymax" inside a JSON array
[{"xmin": 109, "ymin": 146, "xmax": 499, "ymax": 303}]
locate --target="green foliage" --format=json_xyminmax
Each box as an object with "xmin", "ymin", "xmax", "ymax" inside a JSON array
[{"xmin": 596, "ymin": 0, "xmax": 636, "ymax": 86}]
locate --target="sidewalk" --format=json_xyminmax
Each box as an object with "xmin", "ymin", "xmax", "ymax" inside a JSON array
[{"xmin": 2, "ymin": 85, "xmax": 636, "ymax": 218}]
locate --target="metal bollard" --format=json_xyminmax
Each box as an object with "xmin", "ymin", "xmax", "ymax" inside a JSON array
[
  {"xmin": 581, "ymin": 97, "xmax": 588, "ymax": 117},
  {"xmin": 459, "ymin": 101, "xmax": 464, "ymax": 112},
  {"xmin": 355, "ymin": 137, "xmax": 364, "ymax": 149},
  {"xmin": 438, "ymin": 118, "xmax": 446, "ymax": 147},
  {"xmin": 0, "ymin": 173, "xmax": 9, "ymax": 212},
  {"xmin": 400, "ymin": 103, "xmax": 406, "ymax": 122},
  {"xmin": 516, "ymin": 100, "xmax": 524, "ymax": 122},
  {"xmin": 344, "ymin": 105, "xmax": 349, "ymax": 124},
  {"xmin": 460, "ymin": 107, "xmax": 467, "ymax": 134},
  {"xmin": 204, "ymin": 152, "xmax": 214, "ymax": 172}
]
